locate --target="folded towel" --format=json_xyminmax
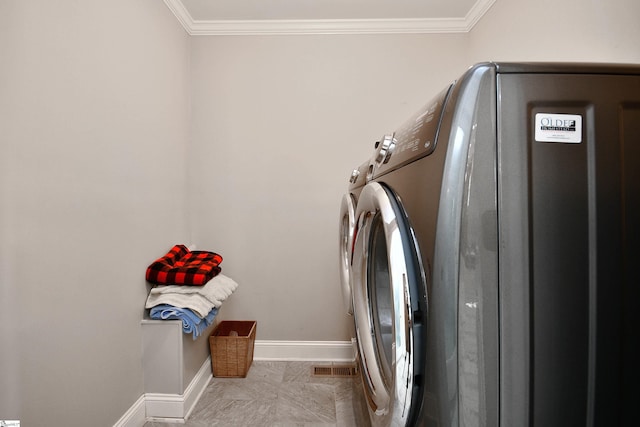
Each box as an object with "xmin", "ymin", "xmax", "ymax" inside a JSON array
[
  {"xmin": 145, "ymin": 273, "xmax": 239, "ymax": 318},
  {"xmin": 150, "ymin": 304, "xmax": 218, "ymax": 339},
  {"xmin": 146, "ymin": 244, "xmax": 223, "ymax": 286},
  {"xmin": 146, "ymin": 293, "xmax": 214, "ymax": 318}
]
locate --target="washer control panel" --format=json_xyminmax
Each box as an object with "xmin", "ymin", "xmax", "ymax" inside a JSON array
[{"xmin": 369, "ymin": 84, "xmax": 453, "ymax": 179}]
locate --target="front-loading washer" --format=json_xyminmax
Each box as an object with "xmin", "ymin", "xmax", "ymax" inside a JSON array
[
  {"xmin": 349, "ymin": 82, "xmax": 453, "ymax": 427},
  {"xmin": 338, "ymin": 160, "xmax": 368, "ymax": 316}
]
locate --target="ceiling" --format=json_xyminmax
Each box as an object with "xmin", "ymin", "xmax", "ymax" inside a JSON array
[{"xmin": 163, "ymin": 0, "xmax": 497, "ymax": 35}]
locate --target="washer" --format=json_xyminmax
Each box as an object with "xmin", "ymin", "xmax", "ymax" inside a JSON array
[
  {"xmin": 347, "ymin": 62, "xmax": 640, "ymax": 427},
  {"xmin": 350, "ymin": 83, "xmax": 452, "ymax": 427},
  {"xmin": 338, "ymin": 160, "xmax": 368, "ymax": 316}
]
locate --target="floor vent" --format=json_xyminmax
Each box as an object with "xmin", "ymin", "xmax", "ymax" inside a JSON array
[{"xmin": 312, "ymin": 364, "xmax": 358, "ymax": 378}]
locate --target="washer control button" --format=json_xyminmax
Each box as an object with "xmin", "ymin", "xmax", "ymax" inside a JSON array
[
  {"xmin": 375, "ymin": 134, "xmax": 396, "ymax": 165},
  {"xmin": 349, "ymin": 168, "xmax": 360, "ymax": 183}
]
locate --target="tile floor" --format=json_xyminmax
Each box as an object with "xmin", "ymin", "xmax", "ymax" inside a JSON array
[{"xmin": 144, "ymin": 360, "xmax": 371, "ymax": 427}]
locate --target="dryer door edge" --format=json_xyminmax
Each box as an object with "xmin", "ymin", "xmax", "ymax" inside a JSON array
[{"xmin": 339, "ymin": 193, "xmax": 357, "ymax": 315}]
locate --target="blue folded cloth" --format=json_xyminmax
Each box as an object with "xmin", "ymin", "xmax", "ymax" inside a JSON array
[{"xmin": 150, "ymin": 304, "xmax": 218, "ymax": 339}]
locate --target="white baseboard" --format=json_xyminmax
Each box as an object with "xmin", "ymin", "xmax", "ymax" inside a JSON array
[
  {"xmin": 114, "ymin": 356, "xmax": 212, "ymax": 427},
  {"xmin": 145, "ymin": 355, "xmax": 212, "ymax": 423},
  {"xmin": 115, "ymin": 340, "xmax": 355, "ymax": 426},
  {"xmin": 183, "ymin": 357, "xmax": 212, "ymax": 419},
  {"xmin": 113, "ymin": 394, "xmax": 146, "ymax": 427},
  {"xmin": 253, "ymin": 340, "xmax": 355, "ymax": 362}
]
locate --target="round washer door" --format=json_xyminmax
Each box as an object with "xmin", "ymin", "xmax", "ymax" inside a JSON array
[
  {"xmin": 352, "ymin": 182, "xmax": 425, "ymax": 427},
  {"xmin": 339, "ymin": 193, "xmax": 357, "ymax": 315}
]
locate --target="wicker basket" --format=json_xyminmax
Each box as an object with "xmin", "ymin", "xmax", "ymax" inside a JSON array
[{"xmin": 209, "ymin": 320, "xmax": 256, "ymax": 378}]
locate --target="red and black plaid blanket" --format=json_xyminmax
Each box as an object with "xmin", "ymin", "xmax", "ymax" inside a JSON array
[{"xmin": 146, "ymin": 244, "xmax": 223, "ymax": 286}]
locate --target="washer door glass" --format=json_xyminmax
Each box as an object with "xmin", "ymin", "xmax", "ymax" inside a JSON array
[
  {"xmin": 352, "ymin": 182, "xmax": 426, "ymax": 426},
  {"xmin": 369, "ymin": 212, "xmax": 394, "ymax": 383}
]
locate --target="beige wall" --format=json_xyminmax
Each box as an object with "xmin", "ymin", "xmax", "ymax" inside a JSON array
[
  {"xmin": 0, "ymin": 1, "xmax": 190, "ymax": 425},
  {"xmin": 188, "ymin": 34, "xmax": 469, "ymax": 341},
  {"xmin": 1, "ymin": 0, "xmax": 639, "ymax": 425},
  {"xmin": 469, "ymin": 0, "xmax": 640, "ymax": 63}
]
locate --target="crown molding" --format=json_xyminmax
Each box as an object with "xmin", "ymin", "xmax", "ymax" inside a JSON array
[{"xmin": 163, "ymin": 0, "xmax": 497, "ymax": 36}]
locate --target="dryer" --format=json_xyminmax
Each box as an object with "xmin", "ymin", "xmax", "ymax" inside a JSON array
[
  {"xmin": 339, "ymin": 161, "xmax": 368, "ymax": 316},
  {"xmin": 346, "ymin": 62, "xmax": 640, "ymax": 427},
  {"xmin": 340, "ymin": 160, "xmax": 373, "ymax": 427}
]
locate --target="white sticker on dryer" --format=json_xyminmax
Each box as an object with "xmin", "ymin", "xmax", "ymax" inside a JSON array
[{"xmin": 535, "ymin": 113, "xmax": 582, "ymax": 143}]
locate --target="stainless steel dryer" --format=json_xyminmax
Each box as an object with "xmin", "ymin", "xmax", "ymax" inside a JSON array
[
  {"xmin": 347, "ymin": 62, "xmax": 640, "ymax": 427},
  {"xmin": 340, "ymin": 160, "xmax": 374, "ymax": 427},
  {"xmin": 339, "ymin": 161, "xmax": 368, "ymax": 316}
]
